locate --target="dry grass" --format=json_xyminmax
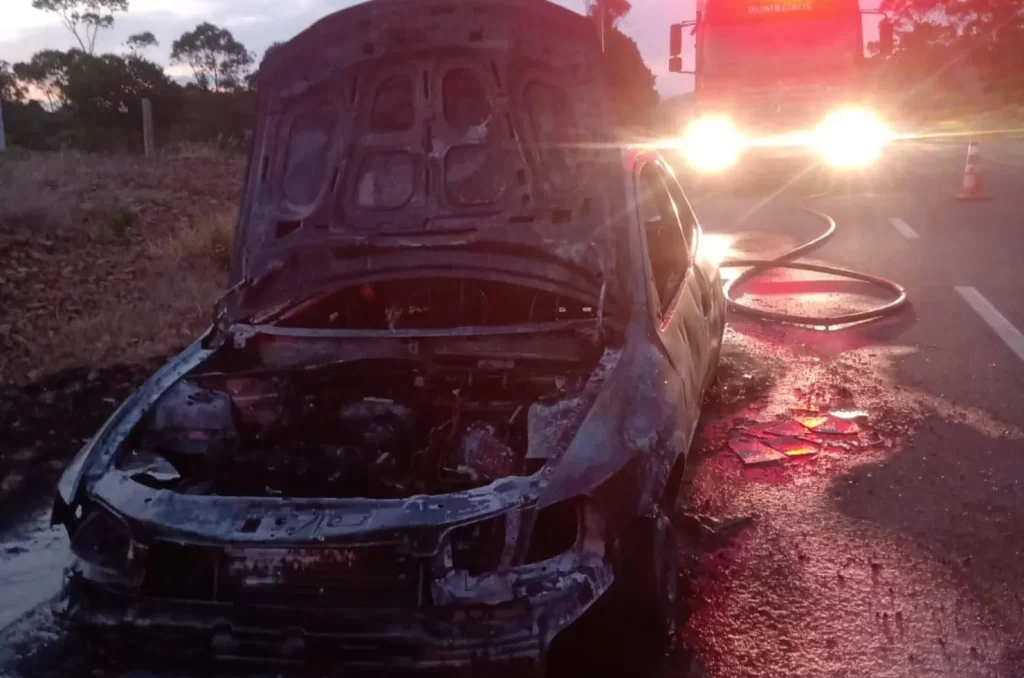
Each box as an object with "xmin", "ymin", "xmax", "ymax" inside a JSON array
[
  {"xmin": 149, "ymin": 208, "xmax": 237, "ymax": 271},
  {"xmin": 0, "ymin": 151, "xmax": 245, "ymax": 384},
  {"xmin": 0, "ymin": 152, "xmax": 77, "ymax": 234},
  {"xmin": 27, "ymin": 258, "xmax": 225, "ymax": 372},
  {"xmin": 164, "ymin": 140, "xmax": 243, "ymax": 159}
]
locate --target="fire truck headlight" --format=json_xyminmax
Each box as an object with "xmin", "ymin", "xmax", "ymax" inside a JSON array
[
  {"xmin": 681, "ymin": 117, "xmax": 744, "ymax": 173},
  {"xmin": 814, "ymin": 109, "xmax": 890, "ymax": 169}
]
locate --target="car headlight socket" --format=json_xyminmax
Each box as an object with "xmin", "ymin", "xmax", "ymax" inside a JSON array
[{"xmin": 70, "ymin": 508, "xmax": 133, "ymax": 573}]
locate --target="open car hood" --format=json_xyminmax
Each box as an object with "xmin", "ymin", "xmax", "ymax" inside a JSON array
[{"xmin": 226, "ymin": 0, "xmax": 625, "ymax": 319}]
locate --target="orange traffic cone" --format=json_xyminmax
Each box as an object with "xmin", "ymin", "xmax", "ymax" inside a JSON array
[{"xmin": 957, "ymin": 141, "xmax": 990, "ymax": 200}]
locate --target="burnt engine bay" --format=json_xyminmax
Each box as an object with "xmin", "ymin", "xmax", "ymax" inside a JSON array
[{"xmin": 120, "ymin": 357, "xmax": 595, "ymax": 500}]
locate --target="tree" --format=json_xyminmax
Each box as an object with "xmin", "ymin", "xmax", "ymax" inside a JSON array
[
  {"xmin": 64, "ymin": 53, "xmax": 171, "ymax": 114},
  {"xmin": 263, "ymin": 41, "xmax": 284, "ymax": 62},
  {"xmin": 602, "ymin": 28, "xmax": 659, "ymax": 129},
  {"xmin": 585, "ymin": 1, "xmax": 658, "ymax": 129},
  {"xmin": 13, "ymin": 49, "xmax": 82, "ymax": 108},
  {"xmin": 171, "ymin": 23, "xmax": 255, "ymax": 91},
  {"xmin": 0, "ymin": 61, "xmax": 26, "ymax": 102},
  {"xmin": 587, "ymin": 0, "xmax": 632, "ymax": 30},
  {"xmin": 61, "ymin": 52, "xmax": 177, "ymax": 149},
  {"xmin": 30, "ymin": 0, "xmax": 129, "ymax": 55},
  {"xmin": 586, "ymin": 0, "xmax": 633, "ymax": 48},
  {"xmin": 872, "ymin": 0, "xmax": 1024, "ymax": 112},
  {"xmin": 125, "ymin": 31, "xmax": 158, "ymax": 57}
]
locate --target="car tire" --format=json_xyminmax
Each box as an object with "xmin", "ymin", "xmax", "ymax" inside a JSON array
[
  {"xmin": 601, "ymin": 509, "xmax": 681, "ymax": 673},
  {"xmin": 544, "ymin": 512, "xmax": 679, "ymax": 675},
  {"xmin": 619, "ymin": 509, "xmax": 680, "ymax": 649},
  {"xmin": 544, "ymin": 510, "xmax": 681, "ymax": 677}
]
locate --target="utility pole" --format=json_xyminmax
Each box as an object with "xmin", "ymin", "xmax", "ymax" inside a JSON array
[
  {"xmin": 142, "ymin": 98, "xmax": 154, "ymax": 157},
  {"xmin": 0, "ymin": 98, "xmax": 7, "ymax": 154},
  {"xmin": 585, "ymin": 0, "xmax": 607, "ymax": 52}
]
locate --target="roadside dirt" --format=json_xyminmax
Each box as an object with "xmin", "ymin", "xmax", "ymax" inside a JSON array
[
  {"xmin": 0, "ymin": 357, "xmax": 170, "ymax": 532},
  {"xmin": 0, "ymin": 151, "xmax": 243, "ymax": 385}
]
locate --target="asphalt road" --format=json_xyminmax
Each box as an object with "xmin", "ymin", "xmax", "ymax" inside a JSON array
[
  {"xmin": 668, "ymin": 135, "xmax": 1024, "ymax": 678},
  {"xmin": 695, "ymin": 136, "xmax": 1024, "ymax": 424},
  {"xmin": 1, "ymin": 138, "xmax": 1022, "ymax": 678}
]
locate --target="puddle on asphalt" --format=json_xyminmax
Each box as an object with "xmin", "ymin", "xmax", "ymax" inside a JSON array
[{"xmin": 0, "ymin": 509, "xmax": 67, "ymax": 631}]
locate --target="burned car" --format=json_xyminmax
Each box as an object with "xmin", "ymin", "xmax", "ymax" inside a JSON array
[{"xmin": 51, "ymin": 0, "xmax": 726, "ymax": 672}]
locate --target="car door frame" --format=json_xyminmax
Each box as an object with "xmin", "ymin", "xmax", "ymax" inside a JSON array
[
  {"xmin": 631, "ymin": 155, "xmax": 707, "ymax": 430},
  {"xmin": 632, "ymin": 157, "xmax": 696, "ymax": 332}
]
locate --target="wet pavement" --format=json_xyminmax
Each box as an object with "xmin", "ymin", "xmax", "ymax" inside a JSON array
[
  {"xmin": 0, "ymin": 511, "xmax": 66, "ymax": 632},
  {"xmin": 669, "ymin": 139, "xmax": 1024, "ymax": 678},
  {"xmin": 676, "ymin": 320, "xmax": 1024, "ymax": 678}
]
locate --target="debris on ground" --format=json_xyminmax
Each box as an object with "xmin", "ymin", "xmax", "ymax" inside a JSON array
[
  {"xmin": 679, "ymin": 511, "xmax": 756, "ymax": 548},
  {"xmin": 798, "ymin": 414, "xmax": 861, "ymax": 435},
  {"xmin": 728, "ymin": 409, "xmax": 871, "ymax": 466},
  {"xmin": 729, "ymin": 434, "xmax": 787, "ymax": 465}
]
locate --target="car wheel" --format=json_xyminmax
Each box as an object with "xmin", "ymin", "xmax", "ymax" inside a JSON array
[
  {"xmin": 599, "ymin": 509, "xmax": 680, "ymax": 673},
  {"xmin": 704, "ymin": 339, "xmax": 723, "ymax": 394},
  {"xmin": 544, "ymin": 510, "xmax": 681, "ymax": 677}
]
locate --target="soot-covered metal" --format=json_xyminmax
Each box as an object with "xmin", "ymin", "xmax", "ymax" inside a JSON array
[{"xmin": 48, "ymin": 0, "xmax": 727, "ymax": 673}]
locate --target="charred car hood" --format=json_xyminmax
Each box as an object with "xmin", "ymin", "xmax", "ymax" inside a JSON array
[{"xmin": 227, "ymin": 0, "xmax": 626, "ymax": 320}]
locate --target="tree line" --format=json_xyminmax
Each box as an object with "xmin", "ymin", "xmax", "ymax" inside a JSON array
[
  {"xmin": 3, "ymin": 0, "xmax": 1019, "ymax": 153},
  {"xmin": 0, "ymin": 0, "xmax": 664, "ymax": 152},
  {"xmin": 0, "ymin": 0, "xmax": 261, "ymax": 152},
  {"xmin": 869, "ymin": 0, "xmax": 1023, "ymax": 121}
]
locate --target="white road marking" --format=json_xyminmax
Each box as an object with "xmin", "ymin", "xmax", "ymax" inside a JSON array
[
  {"xmin": 956, "ymin": 286, "xmax": 1024, "ymax": 362},
  {"xmin": 889, "ymin": 217, "xmax": 919, "ymax": 239}
]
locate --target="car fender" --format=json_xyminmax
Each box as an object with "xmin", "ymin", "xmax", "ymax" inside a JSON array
[
  {"xmin": 53, "ymin": 333, "xmax": 216, "ymax": 523},
  {"xmin": 537, "ymin": 327, "xmax": 688, "ymax": 531}
]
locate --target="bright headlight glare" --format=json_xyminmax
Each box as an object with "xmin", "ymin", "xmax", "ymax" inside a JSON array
[
  {"xmin": 681, "ymin": 117, "xmax": 744, "ymax": 173},
  {"xmin": 814, "ymin": 109, "xmax": 890, "ymax": 168}
]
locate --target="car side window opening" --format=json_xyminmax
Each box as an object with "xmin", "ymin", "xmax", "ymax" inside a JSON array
[
  {"xmin": 637, "ymin": 165, "xmax": 692, "ymax": 314},
  {"xmin": 662, "ymin": 171, "xmax": 698, "ymax": 257}
]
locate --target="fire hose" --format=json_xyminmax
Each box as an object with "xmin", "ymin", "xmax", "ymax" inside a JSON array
[{"xmin": 720, "ymin": 201, "xmax": 909, "ymax": 328}]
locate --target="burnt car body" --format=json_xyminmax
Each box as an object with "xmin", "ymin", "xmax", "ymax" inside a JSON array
[{"xmin": 51, "ymin": 0, "xmax": 726, "ymax": 672}]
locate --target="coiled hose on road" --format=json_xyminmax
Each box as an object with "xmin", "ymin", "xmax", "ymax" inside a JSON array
[{"xmin": 720, "ymin": 201, "xmax": 910, "ymax": 328}]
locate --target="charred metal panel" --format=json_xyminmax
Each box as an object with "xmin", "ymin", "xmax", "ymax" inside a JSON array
[
  {"xmin": 431, "ymin": 551, "xmax": 610, "ymax": 607},
  {"xmin": 91, "ymin": 470, "xmax": 542, "ymax": 544},
  {"xmin": 224, "ymin": 242, "xmax": 614, "ymax": 330},
  {"xmin": 219, "ymin": 545, "xmax": 422, "ymax": 607},
  {"xmin": 229, "ymin": 0, "xmax": 627, "ymax": 323},
  {"xmin": 57, "ymin": 548, "xmax": 610, "ymax": 669},
  {"xmin": 55, "ymin": 335, "xmax": 216, "ymax": 513},
  {"xmin": 538, "ymin": 328, "xmax": 691, "ymax": 521}
]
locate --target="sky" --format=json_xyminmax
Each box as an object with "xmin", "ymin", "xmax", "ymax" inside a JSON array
[{"xmin": 0, "ymin": 0, "xmax": 697, "ymax": 98}]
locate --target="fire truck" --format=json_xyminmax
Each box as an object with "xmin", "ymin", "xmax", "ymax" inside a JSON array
[{"xmin": 668, "ymin": 0, "xmax": 895, "ymax": 174}]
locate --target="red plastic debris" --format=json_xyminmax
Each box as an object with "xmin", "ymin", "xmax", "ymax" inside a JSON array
[
  {"xmin": 730, "ymin": 434, "xmax": 786, "ymax": 466},
  {"xmin": 762, "ymin": 435, "xmax": 819, "ymax": 457},
  {"xmin": 767, "ymin": 420, "xmax": 810, "ymax": 437},
  {"xmin": 797, "ymin": 415, "xmax": 829, "ymax": 430},
  {"xmin": 798, "ymin": 415, "xmax": 860, "ymax": 435}
]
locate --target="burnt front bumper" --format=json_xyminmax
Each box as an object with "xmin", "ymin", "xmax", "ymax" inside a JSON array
[{"xmin": 54, "ymin": 551, "xmax": 613, "ymax": 671}]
